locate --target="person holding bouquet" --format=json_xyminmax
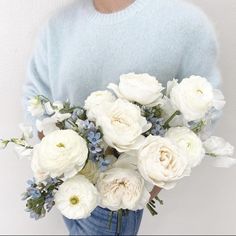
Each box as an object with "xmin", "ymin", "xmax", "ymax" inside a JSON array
[{"xmin": 23, "ymin": 0, "xmax": 220, "ymax": 235}]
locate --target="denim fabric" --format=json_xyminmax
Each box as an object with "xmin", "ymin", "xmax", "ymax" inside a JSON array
[{"xmin": 63, "ymin": 206, "xmax": 143, "ymax": 236}]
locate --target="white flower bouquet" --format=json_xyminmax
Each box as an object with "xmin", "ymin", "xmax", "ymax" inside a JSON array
[{"xmin": 0, "ymin": 73, "xmax": 234, "ymax": 229}]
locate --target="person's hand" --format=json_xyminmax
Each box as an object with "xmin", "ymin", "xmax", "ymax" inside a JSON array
[{"xmin": 149, "ymin": 186, "xmax": 162, "ymax": 201}]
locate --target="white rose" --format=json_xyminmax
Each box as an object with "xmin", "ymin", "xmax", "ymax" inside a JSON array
[
  {"xmin": 55, "ymin": 175, "xmax": 99, "ymax": 219},
  {"xmin": 170, "ymin": 76, "xmax": 215, "ymax": 121},
  {"xmin": 138, "ymin": 135, "xmax": 190, "ymax": 190},
  {"xmin": 108, "ymin": 73, "xmax": 164, "ymax": 107},
  {"xmin": 165, "ymin": 127, "xmax": 205, "ymax": 168},
  {"xmin": 204, "ymin": 136, "xmax": 235, "ymax": 168},
  {"xmin": 27, "ymin": 97, "xmax": 45, "ymax": 117},
  {"xmin": 32, "ymin": 130, "xmax": 88, "ymax": 179},
  {"xmin": 84, "ymin": 90, "xmax": 116, "ymax": 121},
  {"xmin": 97, "ymin": 167, "xmax": 150, "ymax": 211},
  {"xmin": 96, "ymin": 99, "xmax": 151, "ymax": 152},
  {"xmin": 80, "ymin": 160, "xmax": 99, "ymax": 184}
]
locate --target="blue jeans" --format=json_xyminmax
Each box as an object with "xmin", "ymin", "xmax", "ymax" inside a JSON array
[{"xmin": 63, "ymin": 206, "xmax": 143, "ymax": 235}]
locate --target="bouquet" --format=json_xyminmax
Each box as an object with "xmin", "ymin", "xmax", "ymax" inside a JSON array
[{"xmin": 1, "ymin": 73, "xmax": 234, "ymax": 230}]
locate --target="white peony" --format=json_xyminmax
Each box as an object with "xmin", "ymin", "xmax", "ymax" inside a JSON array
[
  {"xmin": 170, "ymin": 76, "xmax": 215, "ymax": 121},
  {"xmin": 165, "ymin": 127, "xmax": 205, "ymax": 168},
  {"xmin": 96, "ymin": 99, "xmax": 151, "ymax": 152},
  {"xmin": 36, "ymin": 112, "xmax": 71, "ymax": 136},
  {"xmin": 55, "ymin": 175, "xmax": 99, "ymax": 219},
  {"xmin": 108, "ymin": 73, "xmax": 164, "ymax": 107},
  {"xmin": 84, "ymin": 90, "xmax": 116, "ymax": 121},
  {"xmin": 31, "ymin": 130, "xmax": 88, "ymax": 179},
  {"xmin": 27, "ymin": 97, "xmax": 45, "ymax": 117},
  {"xmin": 138, "ymin": 135, "xmax": 190, "ymax": 190},
  {"xmin": 97, "ymin": 167, "xmax": 150, "ymax": 211},
  {"xmin": 204, "ymin": 136, "xmax": 235, "ymax": 168}
]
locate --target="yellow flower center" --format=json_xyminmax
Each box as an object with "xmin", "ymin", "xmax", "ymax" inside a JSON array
[
  {"xmin": 56, "ymin": 143, "xmax": 65, "ymax": 148},
  {"xmin": 70, "ymin": 196, "xmax": 80, "ymax": 205}
]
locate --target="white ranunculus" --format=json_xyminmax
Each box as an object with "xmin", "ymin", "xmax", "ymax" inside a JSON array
[
  {"xmin": 204, "ymin": 136, "xmax": 235, "ymax": 168},
  {"xmin": 96, "ymin": 99, "xmax": 151, "ymax": 152},
  {"xmin": 165, "ymin": 127, "xmax": 205, "ymax": 168},
  {"xmin": 31, "ymin": 148, "xmax": 49, "ymax": 182},
  {"xmin": 138, "ymin": 135, "xmax": 190, "ymax": 190},
  {"xmin": 19, "ymin": 123, "xmax": 33, "ymax": 140},
  {"xmin": 55, "ymin": 175, "xmax": 99, "ymax": 219},
  {"xmin": 170, "ymin": 76, "xmax": 215, "ymax": 121},
  {"xmin": 32, "ymin": 130, "xmax": 88, "ymax": 179},
  {"xmin": 27, "ymin": 97, "xmax": 45, "ymax": 117},
  {"xmin": 36, "ymin": 112, "xmax": 71, "ymax": 136},
  {"xmin": 108, "ymin": 73, "xmax": 164, "ymax": 107},
  {"xmin": 84, "ymin": 90, "xmax": 116, "ymax": 121},
  {"xmin": 80, "ymin": 160, "xmax": 99, "ymax": 184},
  {"xmin": 97, "ymin": 167, "xmax": 150, "ymax": 211}
]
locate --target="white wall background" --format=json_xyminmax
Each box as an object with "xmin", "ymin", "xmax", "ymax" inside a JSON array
[{"xmin": 0, "ymin": 0, "xmax": 235, "ymax": 235}]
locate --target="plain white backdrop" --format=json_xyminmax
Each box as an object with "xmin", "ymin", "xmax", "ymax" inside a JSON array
[{"xmin": 0, "ymin": 0, "xmax": 235, "ymax": 235}]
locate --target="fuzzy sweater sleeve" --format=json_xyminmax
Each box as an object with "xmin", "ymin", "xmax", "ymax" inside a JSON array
[{"xmin": 22, "ymin": 26, "xmax": 52, "ymax": 125}]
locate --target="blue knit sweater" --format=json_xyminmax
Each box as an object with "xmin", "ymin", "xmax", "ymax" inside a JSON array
[{"xmin": 23, "ymin": 0, "xmax": 220, "ymax": 124}]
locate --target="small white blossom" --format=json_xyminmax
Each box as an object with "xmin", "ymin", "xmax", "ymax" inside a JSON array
[
  {"xmin": 19, "ymin": 123, "xmax": 33, "ymax": 140},
  {"xmin": 27, "ymin": 97, "xmax": 44, "ymax": 117}
]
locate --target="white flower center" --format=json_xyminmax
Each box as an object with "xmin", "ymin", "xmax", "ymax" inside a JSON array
[
  {"xmin": 56, "ymin": 142, "xmax": 65, "ymax": 148},
  {"xmin": 69, "ymin": 196, "xmax": 80, "ymax": 206}
]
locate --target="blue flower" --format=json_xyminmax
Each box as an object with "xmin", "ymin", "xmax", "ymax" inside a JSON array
[
  {"xmin": 27, "ymin": 187, "xmax": 41, "ymax": 199},
  {"xmin": 146, "ymin": 117, "xmax": 166, "ymax": 136},
  {"xmin": 71, "ymin": 108, "xmax": 84, "ymax": 121},
  {"xmin": 88, "ymin": 143, "xmax": 102, "ymax": 154},
  {"xmin": 45, "ymin": 194, "xmax": 55, "ymax": 212},
  {"xmin": 27, "ymin": 178, "xmax": 36, "ymax": 187},
  {"xmin": 89, "ymin": 153, "xmax": 102, "ymax": 162},
  {"xmin": 30, "ymin": 211, "xmax": 41, "ymax": 220},
  {"xmin": 87, "ymin": 131, "xmax": 101, "ymax": 145},
  {"xmin": 81, "ymin": 120, "xmax": 95, "ymax": 130},
  {"xmin": 98, "ymin": 159, "xmax": 111, "ymax": 172}
]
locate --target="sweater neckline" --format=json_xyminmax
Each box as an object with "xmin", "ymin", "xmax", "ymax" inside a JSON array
[{"xmin": 87, "ymin": 0, "xmax": 149, "ymax": 25}]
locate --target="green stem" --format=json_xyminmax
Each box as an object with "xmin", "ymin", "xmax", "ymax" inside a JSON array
[
  {"xmin": 116, "ymin": 209, "xmax": 123, "ymax": 235},
  {"xmin": 108, "ymin": 211, "xmax": 113, "ymax": 230},
  {"xmin": 155, "ymin": 196, "xmax": 164, "ymax": 205},
  {"xmin": 146, "ymin": 203, "xmax": 158, "ymax": 216},
  {"xmin": 206, "ymin": 153, "xmax": 217, "ymax": 158},
  {"xmin": 163, "ymin": 110, "xmax": 181, "ymax": 129}
]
